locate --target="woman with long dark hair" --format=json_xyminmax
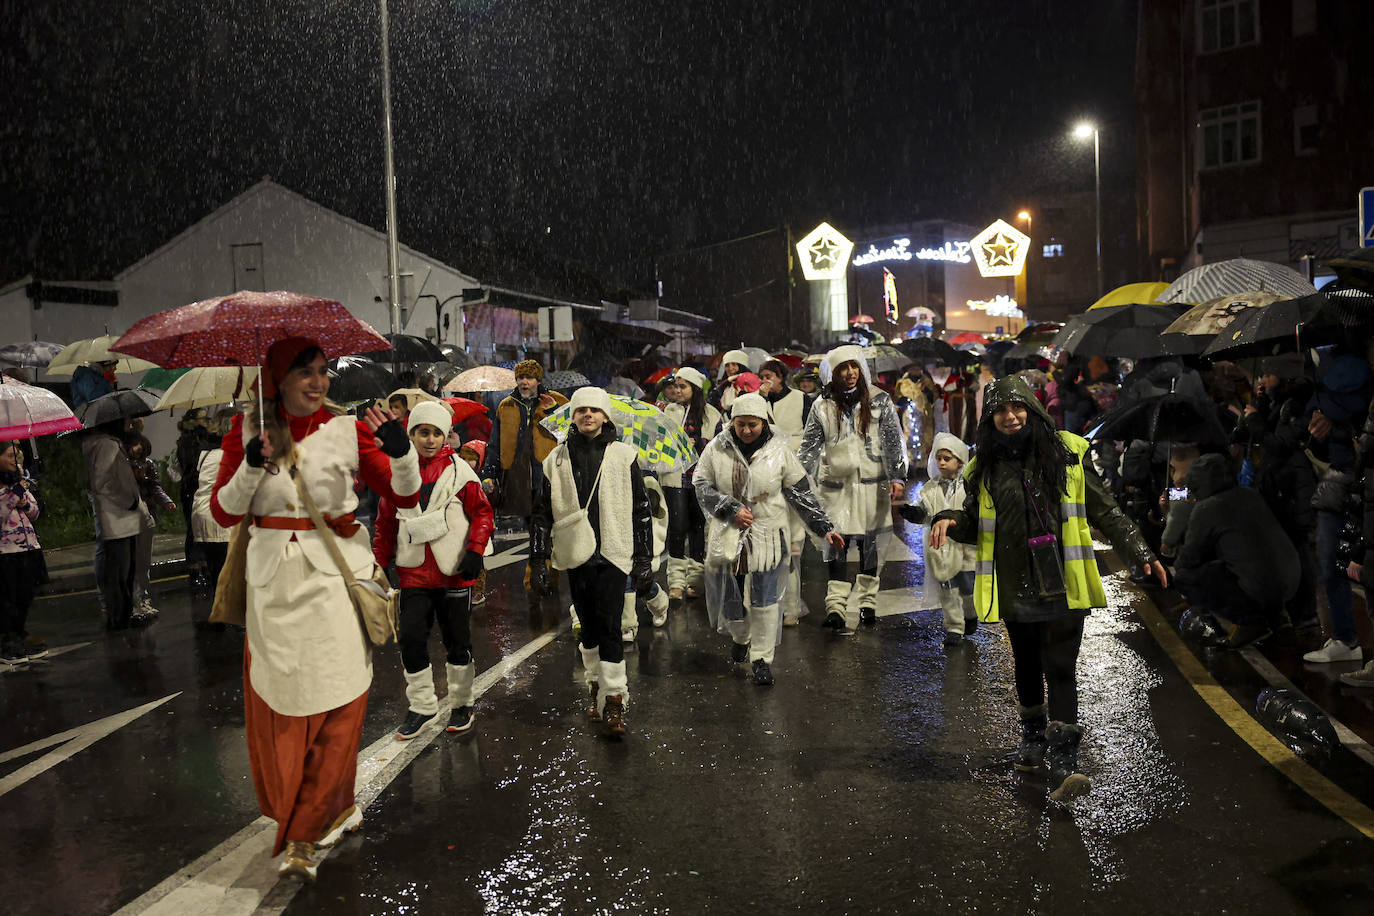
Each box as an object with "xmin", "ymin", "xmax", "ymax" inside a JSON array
[
  {"xmin": 658, "ymin": 367, "xmax": 721, "ymax": 604},
  {"xmin": 211, "ymin": 337, "xmax": 420, "ymax": 881},
  {"xmin": 930, "ymin": 375, "xmax": 1166, "ymax": 802},
  {"xmin": 798, "ymin": 346, "xmax": 908, "ymax": 631}
]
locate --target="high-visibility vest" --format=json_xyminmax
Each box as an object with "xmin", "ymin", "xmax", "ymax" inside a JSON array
[{"xmin": 971, "ymin": 432, "xmax": 1106, "ymax": 622}]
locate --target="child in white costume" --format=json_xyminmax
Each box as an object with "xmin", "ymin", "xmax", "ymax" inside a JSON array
[
  {"xmin": 797, "ymin": 346, "xmax": 909, "ymax": 631},
  {"xmin": 658, "ymin": 367, "xmax": 721, "ymax": 603},
  {"xmin": 900, "ymin": 432, "xmax": 978, "ymax": 645},
  {"xmin": 694, "ymin": 394, "xmax": 844, "ymax": 685}
]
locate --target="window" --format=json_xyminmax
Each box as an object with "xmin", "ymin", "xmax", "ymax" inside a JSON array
[
  {"xmin": 1199, "ymin": 102, "xmax": 1261, "ymax": 168},
  {"xmin": 1198, "ymin": 0, "xmax": 1258, "ymax": 53},
  {"xmin": 1042, "ymin": 242, "xmax": 1064, "ymax": 258},
  {"xmin": 1293, "ymin": 105, "xmax": 1319, "ymax": 154}
]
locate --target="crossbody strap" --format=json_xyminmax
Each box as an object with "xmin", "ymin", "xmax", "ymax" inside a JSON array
[
  {"xmin": 292, "ymin": 468, "xmax": 362, "ymax": 587},
  {"xmin": 581, "ymin": 458, "xmax": 606, "ymax": 510},
  {"xmin": 1022, "ymin": 476, "xmax": 1052, "ymax": 537}
]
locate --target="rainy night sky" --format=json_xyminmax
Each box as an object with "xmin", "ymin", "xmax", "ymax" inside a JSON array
[{"xmin": 4, "ymin": 0, "xmax": 1136, "ymax": 289}]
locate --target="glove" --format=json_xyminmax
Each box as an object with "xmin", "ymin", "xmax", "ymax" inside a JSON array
[
  {"xmin": 374, "ymin": 418, "xmax": 411, "ymax": 458},
  {"xmin": 528, "ymin": 558, "xmax": 549, "ymax": 593},
  {"xmin": 245, "ymin": 436, "xmax": 267, "ymax": 468},
  {"xmin": 457, "ymin": 550, "xmax": 484, "ymax": 580},
  {"xmin": 631, "ymin": 556, "xmax": 654, "ymax": 594}
]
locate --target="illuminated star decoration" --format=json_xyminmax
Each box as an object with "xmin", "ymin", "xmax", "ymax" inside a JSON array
[
  {"xmin": 795, "ymin": 222, "xmax": 854, "ymax": 281},
  {"xmin": 970, "ymin": 218, "xmax": 1031, "ymax": 278}
]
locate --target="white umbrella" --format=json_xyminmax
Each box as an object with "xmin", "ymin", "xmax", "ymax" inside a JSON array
[
  {"xmin": 1157, "ymin": 258, "xmax": 1317, "ymax": 305},
  {"xmin": 153, "ymin": 366, "xmax": 260, "ymax": 411},
  {"xmin": 47, "ymin": 335, "xmax": 159, "ymax": 376}
]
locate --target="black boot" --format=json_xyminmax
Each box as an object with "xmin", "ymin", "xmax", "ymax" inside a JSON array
[
  {"xmin": 1014, "ymin": 704, "xmax": 1047, "ymax": 771},
  {"xmin": 1045, "ymin": 721, "xmax": 1091, "ymax": 802}
]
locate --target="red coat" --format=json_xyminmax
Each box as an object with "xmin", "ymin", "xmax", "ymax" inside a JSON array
[{"xmin": 373, "ymin": 444, "xmax": 494, "ymax": 588}]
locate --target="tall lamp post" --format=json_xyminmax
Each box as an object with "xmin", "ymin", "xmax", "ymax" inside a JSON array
[
  {"xmin": 1073, "ymin": 122, "xmax": 1103, "ymax": 297},
  {"xmin": 379, "ymin": 0, "xmax": 402, "ymax": 344}
]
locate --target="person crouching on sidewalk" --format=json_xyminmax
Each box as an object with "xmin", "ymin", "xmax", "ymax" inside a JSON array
[
  {"xmin": 694, "ymin": 394, "xmax": 844, "ymax": 685},
  {"xmin": 530, "ymin": 387, "xmax": 653, "ymax": 737},
  {"xmin": 899, "ymin": 432, "xmax": 978, "ymax": 646},
  {"xmin": 373, "ymin": 401, "xmax": 494, "ymax": 739}
]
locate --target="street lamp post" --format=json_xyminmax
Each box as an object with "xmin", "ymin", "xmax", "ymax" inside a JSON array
[
  {"xmin": 379, "ymin": 0, "xmax": 402, "ymax": 343},
  {"xmin": 1073, "ymin": 122, "xmax": 1103, "ymax": 298}
]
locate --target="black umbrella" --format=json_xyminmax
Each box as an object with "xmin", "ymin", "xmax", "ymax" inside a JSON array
[
  {"xmin": 328, "ymin": 356, "xmax": 395, "ymax": 405},
  {"xmin": 1201, "ymin": 294, "xmax": 1324, "ymax": 359},
  {"xmin": 1051, "ymin": 304, "xmax": 1185, "ymax": 358},
  {"xmin": 1322, "ymin": 248, "xmax": 1374, "ymax": 295},
  {"xmin": 897, "ymin": 336, "xmax": 961, "ymax": 366},
  {"xmin": 75, "ymin": 388, "xmax": 161, "ymax": 428},
  {"xmin": 438, "ymin": 344, "xmax": 476, "ymax": 371},
  {"xmin": 1301, "ymin": 288, "xmax": 1374, "ymax": 344},
  {"xmin": 358, "ymin": 333, "xmax": 443, "ymax": 363},
  {"xmin": 1085, "ymin": 391, "xmax": 1229, "ymax": 448}
]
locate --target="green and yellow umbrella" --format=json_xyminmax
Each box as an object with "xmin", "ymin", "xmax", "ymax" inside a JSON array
[{"xmin": 539, "ymin": 394, "xmax": 698, "ymax": 472}]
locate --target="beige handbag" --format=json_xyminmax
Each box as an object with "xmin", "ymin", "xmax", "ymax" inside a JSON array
[
  {"xmin": 292, "ymin": 470, "xmax": 399, "ymax": 647},
  {"xmin": 208, "ymin": 518, "xmax": 251, "ymax": 626}
]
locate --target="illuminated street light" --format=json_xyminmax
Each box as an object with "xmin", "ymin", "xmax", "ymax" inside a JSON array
[
  {"xmin": 1073, "ymin": 122, "xmax": 1103, "ymax": 297},
  {"xmin": 1016, "ymin": 209, "xmax": 1031, "ymax": 221}
]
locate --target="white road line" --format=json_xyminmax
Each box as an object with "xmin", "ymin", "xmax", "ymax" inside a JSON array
[
  {"xmin": 486, "ymin": 542, "xmax": 530, "ymax": 571},
  {"xmin": 0, "ymin": 641, "xmax": 91, "ymax": 672},
  {"xmin": 117, "ymin": 623, "xmax": 568, "ymax": 916},
  {"xmin": 0, "ymin": 693, "xmax": 181, "ymax": 797}
]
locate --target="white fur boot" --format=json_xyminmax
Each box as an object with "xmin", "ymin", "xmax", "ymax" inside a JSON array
[
  {"xmin": 579, "ymin": 645, "xmax": 601, "ymax": 690},
  {"xmin": 599, "ymin": 659, "xmax": 629, "ymax": 713},
  {"xmin": 667, "ymin": 557, "xmax": 688, "ymax": 603},
  {"xmin": 446, "ymin": 661, "xmax": 476, "ymax": 708},
  {"xmin": 621, "ymin": 591, "xmax": 638, "ymax": 643},
  {"xmin": 781, "ymin": 557, "xmax": 802, "ymax": 626},
  {"xmin": 403, "ymin": 666, "xmax": 439, "ymax": 715},
  {"xmin": 748, "ymin": 603, "xmax": 781, "ymax": 665},
  {"xmin": 685, "ymin": 558, "xmax": 705, "ymax": 598},
  {"xmin": 855, "ymin": 573, "xmax": 880, "ymax": 626},
  {"xmin": 824, "ymin": 580, "xmax": 854, "ymax": 633},
  {"xmin": 646, "ymin": 583, "xmax": 669, "ymax": 627}
]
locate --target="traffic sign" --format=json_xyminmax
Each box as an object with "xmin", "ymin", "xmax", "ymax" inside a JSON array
[{"xmin": 1361, "ymin": 187, "xmax": 1374, "ymax": 248}]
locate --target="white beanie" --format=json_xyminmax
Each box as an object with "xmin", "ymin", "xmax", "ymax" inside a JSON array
[
  {"xmin": 568, "ymin": 386, "xmax": 612, "ymax": 417},
  {"xmin": 673, "ymin": 367, "xmax": 708, "ymax": 391},
  {"xmin": 407, "ymin": 400, "xmax": 453, "ymax": 435},
  {"xmin": 820, "ymin": 344, "xmax": 871, "ymax": 387},
  {"xmin": 730, "ymin": 392, "xmax": 772, "ymax": 422},
  {"xmin": 718, "ymin": 349, "xmax": 752, "ymax": 378}
]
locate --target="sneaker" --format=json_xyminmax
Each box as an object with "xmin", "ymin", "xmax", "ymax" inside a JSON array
[
  {"xmin": 668, "ymin": 587, "xmax": 684, "ymax": 608},
  {"xmin": 316, "ymin": 805, "xmax": 363, "ymax": 848},
  {"xmin": 394, "ymin": 709, "xmax": 440, "ymax": 740},
  {"xmin": 586, "ymin": 682, "xmax": 601, "ymax": 722},
  {"xmin": 447, "ymin": 706, "xmax": 475, "ymax": 733},
  {"xmin": 859, "ymin": 607, "xmax": 877, "ymax": 626},
  {"xmin": 471, "ymin": 591, "xmax": 487, "ymax": 607},
  {"xmin": 278, "ymin": 841, "xmax": 317, "ymax": 881},
  {"xmin": 24, "ymin": 636, "xmax": 47, "ymax": 659},
  {"xmin": 943, "ymin": 631, "xmax": 963, "ymax": 647},
  {"xmin": 602, "ymin": 695, "xmax": 627, "ymax": 736},
  {"xmin": 731, "ymin": 641, "xmax": 750, "ymax": 664},
  {"xmin": 685, "ymin": 585, "xmax": 702, "ymax": 599},
  {"xmin": 1303, "ymin": 638, "xmax": 1363, "ymax": 664},
  {"xmin": 0, "ymin": 639, "xmax": 27, "ymax": 667},
  {"xmin": 138, "ymin": 600, "xmax": 160, "ymax": 619},
  {"xmin": 621, "ymin": 626, "xmax": 638, "ymax": 644},
  {"xmin": 1339, "ymin": 661, "xmax": 1374, "ymax": 688},
  {"xmin": 751, "ymin": 659, "xmax": 774, "ymax": 686}
]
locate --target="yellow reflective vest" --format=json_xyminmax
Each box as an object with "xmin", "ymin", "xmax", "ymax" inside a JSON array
[{"xmin": 971, "ymin": 432, "xmax": 1107, "ymax": 622}]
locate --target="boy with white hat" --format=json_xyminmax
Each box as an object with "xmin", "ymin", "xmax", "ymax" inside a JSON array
[
  {"xmin": 530, "ymin": 387, "xmax": 654, "ymax": 736},
  {"xmin": 373, "ymin": 400, "xmax": 494, "ymax": 739}
]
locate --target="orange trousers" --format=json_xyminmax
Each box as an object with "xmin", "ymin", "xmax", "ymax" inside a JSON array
[{"xmin": 243, "ymin": 646, "xmax": 368, "ymax": 855}]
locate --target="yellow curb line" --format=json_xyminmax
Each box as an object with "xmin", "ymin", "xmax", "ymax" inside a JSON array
[{"xmin": 1137, "ymin": 598, "xmax": 1374, "ymax": 839}]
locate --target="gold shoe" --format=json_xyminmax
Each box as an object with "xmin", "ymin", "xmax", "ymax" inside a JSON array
[
  {"xmin": 317, "ymin": 804, "xmax": 363, "ymax": 848},
  {"xmin": 278, "ymin": 841, "xmax": 318, "ymax": 881}
]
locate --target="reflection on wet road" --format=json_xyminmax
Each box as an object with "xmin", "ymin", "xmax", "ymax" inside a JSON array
[{"xmin": 2, "ymin": 522, "xmax": 1372, "ymax": 915}]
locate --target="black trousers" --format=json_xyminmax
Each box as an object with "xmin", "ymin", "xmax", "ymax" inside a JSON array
[
  {"xmin": 0, "ymin": 551, "xmax": 38, "ymax": 639},
  {"xmin": 99, "ymin": 535, "xmax": 137, "ymax": 628},
  {"xmin": 665, "ymin": 485, "xmax": 706, "ymax": 561},
  {"xmin": 827, "ymin": 534, "xmax": 877, "ymax": 580},
  {"xmin": 398, "ymin": 586, "xmax": 473, "ymax": 673},
  {"xmin": 1004, "ymin": 616, "xmax": 1086, "ymax": 723},
  {"xmin": 1173, "ymin": 560, "xmax": 1281, "ymax": 628},
  {"xmin": 201, "ymin": 542, "xmax": 229, "ymax": 592},
  {"xmin": 568, "ymin": 560, "xmax": 625, "ymax": 663}
]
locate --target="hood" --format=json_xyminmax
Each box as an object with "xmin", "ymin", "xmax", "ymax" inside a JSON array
[
  {"xmin": 927, "ymin": 431, "xmax": 970, "ymax": 479},
  {"xmin": 457, "ymin": 438, "xmax": 487, "ymax": 465},
  {"xmin": 1320, "ymin": 354, "xmax": 1371, "ymax": 394},
  {"xmin": 979, "ymin": 375, "xmax": 1054, "ymax": 428},
  {"xmin": 1184, "ymin": 453, "xmax": 1235, "ymax": 500}
]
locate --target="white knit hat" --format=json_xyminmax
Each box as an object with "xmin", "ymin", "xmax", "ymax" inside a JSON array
[
  {"xmin": 407, "ymin": 400, "xmax": 453, "ymax": 435},
  {"xmin": 820, "ymin": 345, "xmax": 872, "ymax": 387},
  {"xmin": 718, "ymin": 349, "xmax": 752, "ymax": 378},
  {"xmin": 568, "ymin": 386, "xmax": 612, "ymax": 417},
  {"xmin": 673, "ymin": 367, "xmax": 708, "ymax": 391},
  {"xmin": 729, "ymin": 392, "xmax": 772, "ymax": 421}
]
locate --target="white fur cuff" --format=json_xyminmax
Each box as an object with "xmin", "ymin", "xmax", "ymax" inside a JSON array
[{"xmin": 389, "ymin": 449, "xmax": 421, "ymax": 497}]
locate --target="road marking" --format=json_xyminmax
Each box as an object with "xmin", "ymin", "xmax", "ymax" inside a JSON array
[
  {"xmin": 1135, "ymin": 598, "xmax": 1374, "ymax": 839},
  {"xmin": 117, "ymin": 622, "xmax": 568, "ymax": 916},
  {"xmin": 0, "ymin": 693, "xmax": 181, "ymax": 798},
  {"xmin": 486, "ymin": 542, "xmax": 530, "ymax": 571},
  {"xmin": 0, "ymin": 641, "xmax": 91, "ymax": 673}
]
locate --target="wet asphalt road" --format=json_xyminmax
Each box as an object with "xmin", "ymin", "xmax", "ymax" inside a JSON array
[{"xmin": 3, "ymin": 523, "xmax": 1373, "ymax": 915}]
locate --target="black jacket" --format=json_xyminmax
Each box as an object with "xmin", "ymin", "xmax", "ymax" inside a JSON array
[
  {"xmin": 1235, "ymin": 378, "xmax": 1316, "ymax": 530},
  {"xmin": 1177, "ymin": 454, "xmax": 1300, "ymax": 604}
]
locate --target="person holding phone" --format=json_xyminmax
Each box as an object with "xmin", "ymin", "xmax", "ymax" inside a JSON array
[
  {"xmin": 1158, "ymin": 444, "xmax": 1201, "ymax": 560},
  {"xmin": 929, "ymin": 375, "xmax": 1165, "ymax": 803}
]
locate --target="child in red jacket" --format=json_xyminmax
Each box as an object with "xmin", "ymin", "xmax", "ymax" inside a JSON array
[{"xmin": 374, "ymin": 402, "xmax": 494, "ymax": 739}]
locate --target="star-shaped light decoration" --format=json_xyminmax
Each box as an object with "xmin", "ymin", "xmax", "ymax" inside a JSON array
[
  {"xmin": 970, "ymin": 218, "xmax": 1030, "ymax": 278},
  {"xmin": 796, "ymin": 222, "xmax": 854, "ymax": 281}
]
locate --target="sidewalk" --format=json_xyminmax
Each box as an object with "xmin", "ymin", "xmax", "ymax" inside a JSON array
[{"xmin": 38, "ymin": 532, "xmax": 189, "ymax": 595}]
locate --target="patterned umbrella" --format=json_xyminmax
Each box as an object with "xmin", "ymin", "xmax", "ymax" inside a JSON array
[
  {"xmin": 539, "ymin": 394, "xmax": 697, "ymax": 472},
  {"xmin": 1162, "ymin": 290, "xmax": 1281, "ymax": 338},
  {"xmin": 75, "ymin": 389, "xmax": 161, "ymax": 429},
  {"xmin": 445, "ymin": 365, "xmax": 516, "ymax": 393},
  {"xmin": 151, "ymin": 367, "xmax": 258, "ymax": 410},
  {"xmin": 0, "ymin": 341, "xmax": 64, "ymax": 369},
  {"xmin": 46, "ymin": 336, "xmax": 159, "ymax": 376},
  {"xmin": 544, "ymin": 369, "xmax": 593, "ymax": 391},
  {"xmin": 0, "ymin": 375, "xmax": 82, "ymax": 438},
  {"xmin": 1158, "ymin": 258, "xmax": 1316, "ymax": 305}
]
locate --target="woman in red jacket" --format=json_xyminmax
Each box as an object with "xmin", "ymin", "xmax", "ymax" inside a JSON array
[{"xmin": 374, "ymin": 400, "xmax": 495, "ymax": 739}]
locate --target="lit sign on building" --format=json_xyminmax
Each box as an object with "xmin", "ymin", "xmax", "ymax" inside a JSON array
[
  {"xmin": 970, "ymin": 219, "xmax": 1031, "ymax": 278},
  {"xmin": 796, "ymin": 222, "xmax": 854, "ymax": 281},
  {"xmin": 852, "ymin": 238, "xmax": 973, "ymax": 266},
  {"xmin": 967, "ymin": 295, "xmax": 1025, "ymax": 318}
]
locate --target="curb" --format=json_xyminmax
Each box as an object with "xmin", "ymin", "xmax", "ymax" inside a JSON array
[{"xmin": 38, "ymin": 557, "xmax": 190, "ymax": 597}]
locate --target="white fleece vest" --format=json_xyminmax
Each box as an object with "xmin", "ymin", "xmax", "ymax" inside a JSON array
[
  {"xmin": 543, "ymin": 439, "xmax": 637, "ymax": 574},
  {"xmin": 395, "ymin": 455, "xmax": 481, "ymax": 576},
  {"xmin": 769, "ymin": 389, "xmax": 806, "ymax": 448}
]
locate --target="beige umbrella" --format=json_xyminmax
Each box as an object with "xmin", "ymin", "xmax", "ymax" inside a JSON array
[
  {"xmin": 152, "ymin": 366, "xmax": 260, "ymax": 411},
  {"xmin": 445, "ymin": 366, "xmax": 516, "ymax": 393},
  {"xmin": 1162, "ymin": 290, "xmax": 1282, "ymax": 338},
  {"xmin": 47, "ymin": 335, "xmax": 159, "ymax": 376}
]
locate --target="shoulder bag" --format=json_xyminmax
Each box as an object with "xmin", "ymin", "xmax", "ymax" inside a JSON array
[
  {"xmin": 292, "ymin": 469, "xmax": 399, "ymax": 646},
  {"xmin": 550, "ymin": 455, "xmax": 606, "ymax": 571},
  {"xmin": 208, "ymin": 518, "xmax": 251, "ymax": 626}
]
